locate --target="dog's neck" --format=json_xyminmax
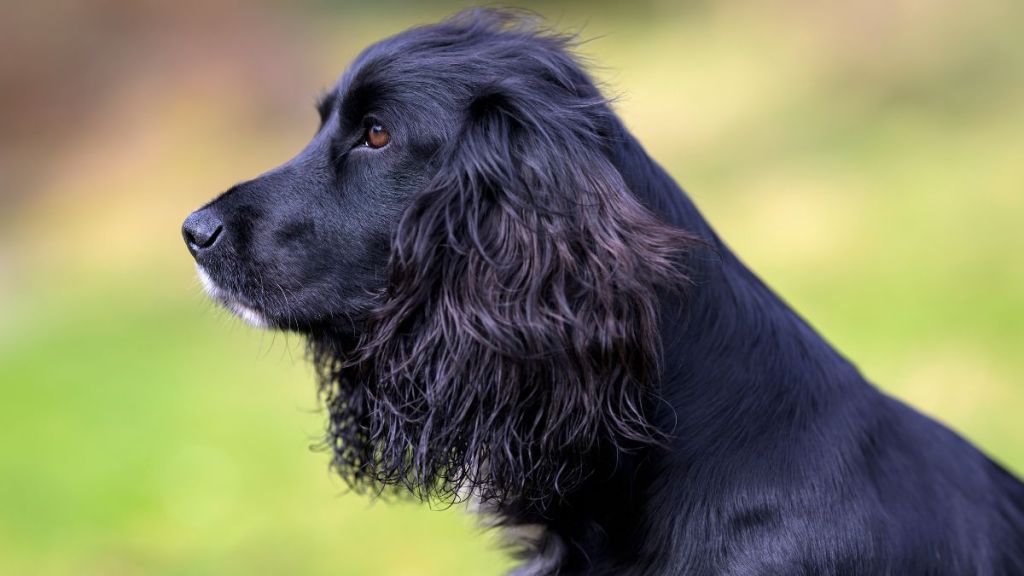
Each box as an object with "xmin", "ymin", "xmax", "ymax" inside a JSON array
[
  {"xmin": 503, "ymin": 127, "xmax": 877, "ymax": 574},
  {"xmin": 614, "ymin": 121, "xmax": 872, "ymax": 443}
]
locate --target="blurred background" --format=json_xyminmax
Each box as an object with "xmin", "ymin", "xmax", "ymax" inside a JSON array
[{"xmin": 1, "ymin": 0, "xmax": 1022, "ymax": 574}]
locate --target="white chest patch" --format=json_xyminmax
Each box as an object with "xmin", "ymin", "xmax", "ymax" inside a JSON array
[{"xmin": 466, "ymin": 494, "xmax": 566, "ymax": 576}]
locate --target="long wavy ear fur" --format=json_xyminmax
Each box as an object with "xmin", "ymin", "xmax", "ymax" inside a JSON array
[{"xmin": 317, "ymin": 74, "xmax": 693, "ymax": 504}]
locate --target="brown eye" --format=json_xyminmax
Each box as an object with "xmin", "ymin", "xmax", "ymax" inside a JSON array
[{"xmin": 364, "ymin": 124, "xmax": 390, "ymax": 149}]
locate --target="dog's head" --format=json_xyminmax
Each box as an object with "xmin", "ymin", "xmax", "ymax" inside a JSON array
[{"xmin": 184, "ymin": 10, "xmax": 693, "ymax": 503}]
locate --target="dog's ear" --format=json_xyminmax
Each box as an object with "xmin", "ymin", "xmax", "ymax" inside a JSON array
[{"xmin": 342, "ymin": 82, "xmax": 692, "ymax": 501}]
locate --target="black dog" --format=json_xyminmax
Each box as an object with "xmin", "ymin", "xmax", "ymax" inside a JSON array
[{"xmin": 182, "ymin": 10, "xmax": 1024, "ymax": 575}]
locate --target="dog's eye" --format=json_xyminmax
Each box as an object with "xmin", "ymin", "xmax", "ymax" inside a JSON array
[{"xmin": 362, "ymin": 124, "xmax": 390, "ymax": 149}]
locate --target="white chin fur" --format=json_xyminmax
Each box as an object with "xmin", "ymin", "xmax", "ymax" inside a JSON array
[
  {"xmin": 196, "ymin": 266, "xmax": 220, "ymax": 298},
  {"xmin": 196, "ymin": 265, "xmax": 270, "ymax": 329},
  {"xmin": 228, "ymin": 301, "xmax": 269, "ymax": 329}
]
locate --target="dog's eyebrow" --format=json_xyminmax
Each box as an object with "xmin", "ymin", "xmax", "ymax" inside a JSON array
[{"xmin": 338, "ymin": 80, "xmax": 382, "ymax": 125}]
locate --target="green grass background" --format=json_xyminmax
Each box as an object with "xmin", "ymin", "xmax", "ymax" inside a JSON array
[{"xmin": 1, "ymin": 1, "xmax": 1022, "ymax": 574}]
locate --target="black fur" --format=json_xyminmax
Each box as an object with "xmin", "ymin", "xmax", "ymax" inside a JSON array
[{"xmin": 183, "ymin": 10, "xmax": 1024, "ymax": 575}]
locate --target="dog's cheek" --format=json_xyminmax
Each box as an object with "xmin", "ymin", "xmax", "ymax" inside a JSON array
[{"xmin": 264, "ymin": 216, "xmax": 322, "ymax": 283}]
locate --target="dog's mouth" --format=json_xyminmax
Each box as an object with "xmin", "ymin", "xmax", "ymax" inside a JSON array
[{"xmin": 196, "ymin": 265, "xmax": 271, "ymax": 329}]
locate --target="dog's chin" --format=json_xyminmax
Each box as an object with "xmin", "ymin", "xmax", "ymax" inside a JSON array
[{"xmin": 196, "ymin": 266, "xmax": 271, "ymax": 329}]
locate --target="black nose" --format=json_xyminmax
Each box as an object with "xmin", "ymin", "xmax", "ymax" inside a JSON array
[{"xmin": 182, "ymin": 208, "xmax": 224, "ymax": 256}]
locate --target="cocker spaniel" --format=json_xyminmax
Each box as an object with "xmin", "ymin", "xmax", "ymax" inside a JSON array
[{"xmin": 182, "ymin": 9, "xmax": 1024, "ymax": 575}]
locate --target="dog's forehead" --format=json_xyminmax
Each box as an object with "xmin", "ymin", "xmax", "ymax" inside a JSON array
[
  {"xmin": 326, "ymin": 44, "xmax": 477, "ymax": 125},
  {"xmin": 331, "ymin": 18, "xmax": 552, "ymax": 107},
  {"xmin": 322, "ymin": 18, "xmax": 583, "ymax": 126}
]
